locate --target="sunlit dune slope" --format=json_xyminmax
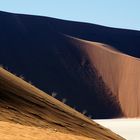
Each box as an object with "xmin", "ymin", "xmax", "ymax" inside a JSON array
[
  {"xmin": 0, "ymin": 68, "xmax": 124, "ymax": 140},
  {"xmin": 67, "ymin": 35, "xmax": 140, "ymax": 117}
]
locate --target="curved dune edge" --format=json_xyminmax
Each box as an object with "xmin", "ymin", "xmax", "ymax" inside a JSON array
[
  {"xmin": 0, "ymin": 68, "xmax": 124, "ymax": 140},
  {"xmin": 65, "ymin": 35, "xmax": 140, "ymax": 118}
]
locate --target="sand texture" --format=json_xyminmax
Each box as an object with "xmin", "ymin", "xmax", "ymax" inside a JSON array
[{"xmin": 0, "ymin": 68, "xmax": 124, "ymax": 139}]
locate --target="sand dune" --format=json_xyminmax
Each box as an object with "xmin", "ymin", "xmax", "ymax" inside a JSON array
[
  {"xmin": 0, "ymin": 67, "xmax": 124, "ymax": 139},
  {"xmin": 66, "ymin": 35, "xmax": 140, "ymax": 117},
  {"xmin": 1, "ymin": 10, "xmax": 140, "ymax": 139},
  {"xmin": 0, "ymin": 11, "xmax": 140, "ymax": 119}
]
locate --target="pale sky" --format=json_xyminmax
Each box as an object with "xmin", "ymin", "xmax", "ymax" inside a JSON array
[{"xmin": 0, "ymin": 0, "xmax": 140, "ymax": 30}]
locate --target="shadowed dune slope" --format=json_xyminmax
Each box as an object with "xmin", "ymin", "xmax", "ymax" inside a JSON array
[
  {"xmin": 1, "ymin": 11, "xmax": 140, "ymax": 57},
  {"xmin": 0, "ymin": 68, "xmax": 124, "ymax": 140},
  {"xmin": 67, "ymin": 36, "xmax": 140, "ymax": 117}
]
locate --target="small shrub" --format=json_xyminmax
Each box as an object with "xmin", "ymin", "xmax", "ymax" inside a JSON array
[
  {"xmin": 29, "ymin": 81, "xmax": 33, "ymax": 85},
  {"xmin": 51, "ymin": 92, "xmax": 57, "ymax": 97},
  {"xmin": 19, "ymin": 75, "xmax": 25, "ymax": 80},
  {"xmin": 82, "ymin": 110, "xmax": 87, "ymax": 115},
  {"xmin": 62, "ymin": 98, "xmax": 67, "ymax": 104}
]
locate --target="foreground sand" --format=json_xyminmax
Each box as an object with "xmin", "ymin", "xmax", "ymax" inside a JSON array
[
  {"xmin": 0, "ymin": 67, "xmax": 124, "ymax": 140},
  {"xmin": 0, "ymin": 121, "xmax": 94, "ymax": 140}
]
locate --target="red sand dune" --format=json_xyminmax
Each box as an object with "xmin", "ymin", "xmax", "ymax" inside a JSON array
[{"xmin": 66, "ymin": 35, "xmax": 140, "ymax": 117}]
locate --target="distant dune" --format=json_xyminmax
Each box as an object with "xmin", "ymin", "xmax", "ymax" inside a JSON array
[
  {"xmin": 66, "ymin": 36, "xmax": 140, "ymax": 117},
  {"xmin": 0, "ymin": 11, "xmax": 140, "ymax": 119},
  {"xmin": 0, "ymin": 67, "xmax": 124, "ymax": 140}
]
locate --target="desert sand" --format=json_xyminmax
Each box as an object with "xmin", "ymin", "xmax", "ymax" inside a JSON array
[
  {"xmin": 0, "ymin": 11, "xmax": 140, "ymax": 118},
  {"xmin": 0, "ymin": 67, "xmax": 124, "ymax": 139},
  {"xmin": 67, "ymin": 35, "xmax": 140, "ymax": 117},
  {"xmin": 0, "ymin": 121, "xmax": 94, "ymax": 140},
  {"xmin": 1, "ymin": 10, "xmax": 140, "ymax": 139}
]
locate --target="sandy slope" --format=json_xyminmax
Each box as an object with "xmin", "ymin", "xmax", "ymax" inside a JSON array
[
  {"xmin": 67, "ymin": 35, "xmax": 140, "ymax": 117},
  {"xmin": 0, "ymin": 121, "xmax": 94, "ymax": 140},
  {"xmin": 0, "ymin": 68, "xmax": 124, "ymax": 140}
]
